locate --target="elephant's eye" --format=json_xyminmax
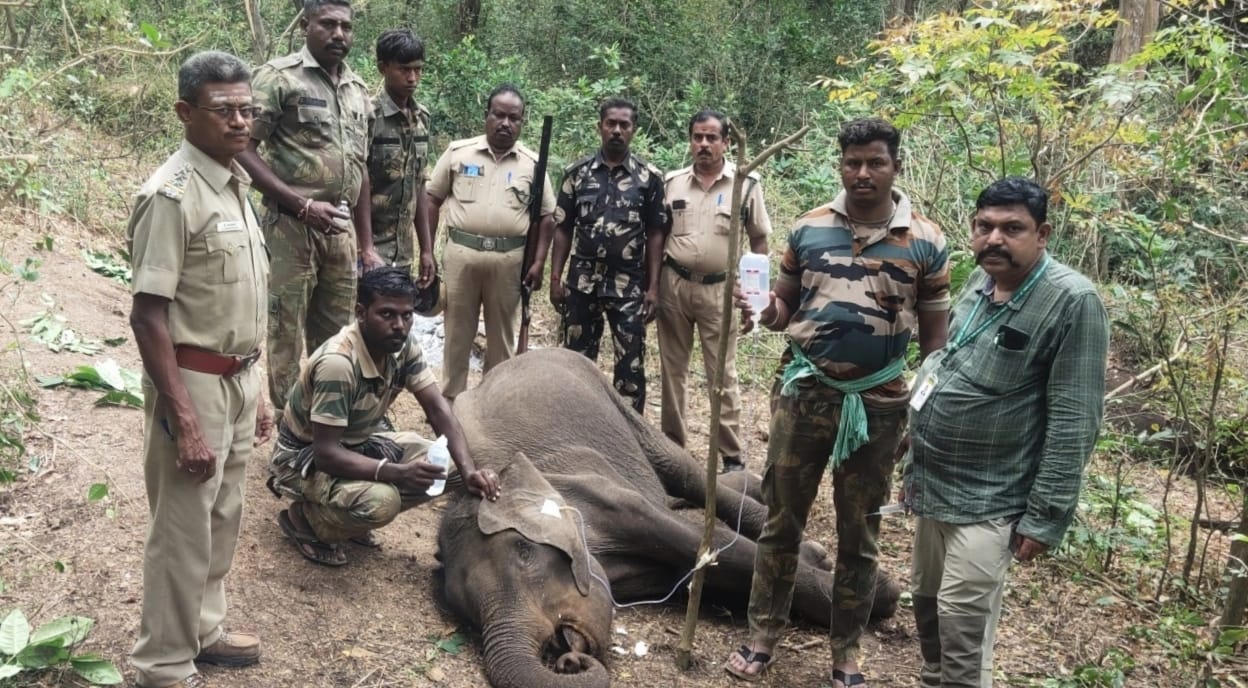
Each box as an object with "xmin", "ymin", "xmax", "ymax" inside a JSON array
[{"xmin": 513, "ymin": 539, "xmax": 536, "ymax": 564}]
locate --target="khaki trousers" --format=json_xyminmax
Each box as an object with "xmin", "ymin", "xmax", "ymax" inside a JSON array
[
  {"xmin": 911, "ymin": 517, "xmax": 1014, "ymax": 688},
  {"xmin": 132, "ymin": 367, "xmax": 259, "ymax": 688},
  {"xmin": 441, "ymin": 241, "xmax": 523, "ymax": 398},
  {"xmin": 263, "ymin": 209, "xmax": 357, "ymax": 410},
  {"xmin": 655, "ymin": 265, "xmax": 743, "ymax": 458}
]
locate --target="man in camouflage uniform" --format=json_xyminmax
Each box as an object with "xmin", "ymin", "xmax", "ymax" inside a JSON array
[
  {"xmin": 426, "ymin": 84, "xmax": 556, "ymax": 399},
  {"xmin": 129, "ymin": 51, "xmax": 272, "ymax": 688},
  {"xmin": 238, "ymin": 0, "xmax": 382, "ymax": 411},
  {"xmin": 658, "ymin": 110, "xmax": 772, "ymax": 473},
  {"xmin": 726, "ymin": 118, "xmax": 950, "ymax": 687},
  {"xmin": 268, "ymin": 268, "xmax": 501, "ymax": 567},
  {"xmin": 367, "ymin": 28, "xmax": 433, "ymax": 281},
  {"xmin": 550, "ymin": 97, "xmax": 668, "ymax": 413}
]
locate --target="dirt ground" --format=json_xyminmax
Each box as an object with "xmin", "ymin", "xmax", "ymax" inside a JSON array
[{"xmin": 0, "ymin": 210, "xmax": 1232, "ymax": 688}]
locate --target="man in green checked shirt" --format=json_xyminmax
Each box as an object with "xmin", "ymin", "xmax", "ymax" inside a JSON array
[
  {"xmin": 727, "ymin": 118, "xmax": 950, "ymax": 687},
  {"xmin": 902, "ymin": 177, "xmax": 1109, "ymax": 687}
]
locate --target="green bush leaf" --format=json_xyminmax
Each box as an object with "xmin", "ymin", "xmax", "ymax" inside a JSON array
[
  {"xmin": 0, "ymin": 608, "xmax": 31, "ymax": 656},
  {"xmin": 31, "ymin": 616, "xmax": 92, "ymax": 647},
  {"xmin": 15, "ymin": 641, "xmax": 68, "ymax": 668},
  {"xmin": 435, "ymin": 632, "xmax": 467, "ymax": 655},
  {"xmin": 0, "ymin": 665, "xmax": 22, "ymax": 679},
  {"xmin": 87, "ymin": 483, "xmax": 109, "ymax": 502},
  {"xmin": 71, "ymin": 657, "xmax": 123, "ymax": 684}
]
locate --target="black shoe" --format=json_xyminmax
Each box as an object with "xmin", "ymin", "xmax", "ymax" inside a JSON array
[{"xmin": 721, "ymin": 457, "xmax": 745, "ymax": 473}]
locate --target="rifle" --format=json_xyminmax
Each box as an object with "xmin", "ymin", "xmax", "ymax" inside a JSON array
[{"xmin": 518, "ymin": 115, "xmax": 553, "ymax": 354}]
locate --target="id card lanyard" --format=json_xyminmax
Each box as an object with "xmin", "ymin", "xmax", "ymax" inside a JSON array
[{"xmin": 945, "ymin": 254, "xmax": 1049, "ymax": 359}]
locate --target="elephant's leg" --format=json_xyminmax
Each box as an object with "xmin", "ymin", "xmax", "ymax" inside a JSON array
[{"xmin": 549, "ymin": 475, "xmax": 846, "ymax": 627}]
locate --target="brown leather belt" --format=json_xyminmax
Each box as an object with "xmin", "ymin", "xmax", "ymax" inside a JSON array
[{"xmin": 175, "ymin": 345, "xmax": 261, "ymax": 378}]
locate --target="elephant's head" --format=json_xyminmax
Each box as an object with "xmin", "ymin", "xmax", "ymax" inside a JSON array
[{"xmin": 439, "ymin": 452, "xmax": 614, "ymax": 688}]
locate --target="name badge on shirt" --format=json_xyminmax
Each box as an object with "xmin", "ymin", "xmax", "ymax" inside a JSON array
[
  {"xmin": 216, "ymin": 220, "xmax": 244, "ymax": 233},
  {"xmin": 460, "ymin": 163, "xmax": 485, "ymax": 178},
  {"xmin": 910, "ymin": 372, "xmax": 937, "ymax": 411}
]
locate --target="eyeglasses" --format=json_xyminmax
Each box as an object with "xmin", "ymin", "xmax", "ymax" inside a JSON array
[{"xmin": 194, "ymin": 104, "xmax": 261, "ymax": 120}]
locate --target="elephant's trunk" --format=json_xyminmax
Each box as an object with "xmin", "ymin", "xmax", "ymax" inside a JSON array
[{"xmin": 480, "ymin": 619, "xmax": 609, "ymax": 688}]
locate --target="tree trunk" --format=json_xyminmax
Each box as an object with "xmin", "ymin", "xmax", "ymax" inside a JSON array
[
  {"xmin": 1109, "ymin": 0, "xmax": 1161, "ymax": 64},
  {"xmin": 243, "ymin": 0, "xmax": 267, "ymax": 65},
  {"xmin": 455, "ymin": 0, "xmax": 482, "ymax": 40},
  {"xmin": 888, "ymin": 0, "xmax": 916, "ymax": 22},
  {"xmin": 1219, "ymin": 484, "xmax": 1248, "ymax": 630}
]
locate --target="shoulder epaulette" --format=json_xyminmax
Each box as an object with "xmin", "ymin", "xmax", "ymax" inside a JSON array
[
  {"xmin": 664, "ymin": 167, "xmax": 691, "ymax": 183},
  {"xmin": 746, "ymin": 170, "xmax": 762, "ymax": 183},
  {"xmin": 415, "ymin": 101, "xmax": 431, "ymax": 116},
  {"xmin": 157, "ymin": 163, "xmax": 192, "ymax": 202},
  {"xmin": 514, "ymin": 143, "xmax": 539, "ymax": 162},
  {"xmin": 446, "ymin": 137, "xmax": 479, "ymax": 152},
  {"xmin": 268, "ymin": 52, "xmax": 302, "ymax": 70}
]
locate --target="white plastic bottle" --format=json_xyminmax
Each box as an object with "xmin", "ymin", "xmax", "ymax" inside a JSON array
[
  {"xmin": 738, "ymin": 252, "xmax": 770, "ymax": 320},
  {"xmin": 425, "ymin": 436, "xmax": 450, "ymax": 496},
  {"xmin": 332, "ymin": 200, "xmax": 351, "ymax": 230}
]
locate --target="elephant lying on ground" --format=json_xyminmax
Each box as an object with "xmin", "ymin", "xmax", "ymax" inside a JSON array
[{"xmin": 437, "ymin": 348, "xmax": 900, "ymax": 688}]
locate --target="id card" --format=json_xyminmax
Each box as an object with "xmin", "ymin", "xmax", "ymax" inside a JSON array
[
  {"xmin": 910, "ymin": 372, "xmax": 937, "ymax": 410},
  {"xmin": 216, "ymin": 220, "xmax": 243, "ymax": 233}
]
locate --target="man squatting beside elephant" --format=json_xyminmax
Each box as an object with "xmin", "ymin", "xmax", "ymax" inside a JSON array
[
  {"xmin": 128, "ymin": 50, "xmax": 272, "ymax": 688},
  {"xmin": 730, "ymin": 117, "xmax": 950, "ymax": 687},
  {"xmin": 268, "ymin": 267, "xmax": 500, "ymax": 566},
  {"xmin": 426, "ymin": 83, "xmax": 556, "ymax": 401}
]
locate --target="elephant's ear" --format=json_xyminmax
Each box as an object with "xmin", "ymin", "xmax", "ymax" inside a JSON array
[{"xmin": 476, "ymin": 451, "xmax": 594, "ymax": 596}]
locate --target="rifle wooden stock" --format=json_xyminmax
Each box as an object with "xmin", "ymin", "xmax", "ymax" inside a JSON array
[{"xmin": 518, "ymin": 115, "xmax": 553, "ymax": 353}]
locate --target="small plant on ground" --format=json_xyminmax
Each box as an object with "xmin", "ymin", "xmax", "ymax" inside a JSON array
[{"xmin": 0, "ymin": 608, "xmax": 121, "ymax": 684}]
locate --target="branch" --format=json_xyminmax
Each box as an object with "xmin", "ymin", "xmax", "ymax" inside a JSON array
[
  {"xmin": 18, "ymin": 41, "xmax": 196, "ymax": 98},
  {"xmin": 948, "ymin": 106, "xmax": 994, "ymax": 179},
  {"xmin": 1046, "ymin": 109, "xmax": 1128, "ymax": 188},
  {"xmin": 741, "ymin": 125, "xmax": 811, "ymax": 176}
]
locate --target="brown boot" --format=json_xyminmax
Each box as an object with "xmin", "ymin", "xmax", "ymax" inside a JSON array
[{"xmin": 196, "ymin": 631, "xmax": 260, "ymax": 667}]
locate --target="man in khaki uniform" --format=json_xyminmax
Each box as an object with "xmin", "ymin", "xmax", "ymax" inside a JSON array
[
  {"xmin": 128, "ymin": 51, "xmax": 273, "ymax": 688},
  {"xmin": 658, "ymin": 110, "xmax": 771, "ymax": 473},
  {"xmin": 238, "ymin": 0, "xmax": 382, "ymax": 411},
  {"xmin": 367, "ymin": 28, "xmax": 432, "ymax": 279},
  {"xmin": 425, "ymin": 83, "xmax": 555, "ymax": 399}
]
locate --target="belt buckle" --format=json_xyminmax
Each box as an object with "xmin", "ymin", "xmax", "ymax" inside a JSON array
[
  {"xmin": 231, "ymin": 350, "xmax": 261, "ymax": 376},
  {"xmin": 481, "ymin": 237, "xmax": 496, "ymax": 251}
]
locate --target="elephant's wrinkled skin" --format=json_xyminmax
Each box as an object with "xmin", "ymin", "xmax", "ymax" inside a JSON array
[{"xmin": 437, "ymin": 349, "xmax": 901, "ymax": 688}]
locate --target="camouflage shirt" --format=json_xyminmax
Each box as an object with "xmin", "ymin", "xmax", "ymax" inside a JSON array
[
  {"xmin": 250, "ymin": 46, "xmax": 372, "ymax": 205},
  {"xmin": 281, "ymin": 321, "xmax": 436, "ymax": 446},
  {"xmin": 777, "ymin": 189, "xmax": 950, "ymax": 406},
  {"xmin": 556, "ymin": 151, "xmax": 668, "ymax": 299},
  {"xmin": 367, "ymin": 90, "xmax": 430, "ymax": 267}
]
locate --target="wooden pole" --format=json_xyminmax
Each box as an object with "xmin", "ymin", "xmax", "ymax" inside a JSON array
[{"xmin": 675, "ymin": 122, "xmax": 810, "ymax": 670}]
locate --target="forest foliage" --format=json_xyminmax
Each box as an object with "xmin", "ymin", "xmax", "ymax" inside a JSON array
[{"xmin": 1, "ymin": 0, "xmax": 1247, "ymax": 683}]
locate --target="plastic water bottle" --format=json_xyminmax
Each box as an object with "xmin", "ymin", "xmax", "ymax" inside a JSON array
[
  {"xmin": 738, "ymin": 252, "xmax": 770, "ymax": 321},
  {"xmin": 332, "ymin": 200, "xmax": 351, "ymax": 230},
  {"xmin": 425, "ymin": 436, "xmax": 450, "ymax": 496}
]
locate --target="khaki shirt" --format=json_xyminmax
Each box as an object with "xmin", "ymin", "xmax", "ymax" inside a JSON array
[
  {"xmin": 281, "ymin": 321, "xmax": 436, "ymax": 446},
  {"xmin": 427, "ymin": 135, "xmax": 555, "ymax": 237},
  {"xmin": 250, "ymin": 46, "xmax": 372, "ymax": 205},
  {"xmin": 128, "ymin": 141, "xmax": 269, "ymax": 355},
  {"xmin": 368, "ymin": 91, "xmax": 431, "ymax": 266},
  {"xmin": 663, "ymin": 162, "xmax": 772, "ymax": 274}
]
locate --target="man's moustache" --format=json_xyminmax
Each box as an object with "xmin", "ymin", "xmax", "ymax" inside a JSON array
[{"xmin": 976, "ymin": 248, "xmax": 1020, "ymax": 266}]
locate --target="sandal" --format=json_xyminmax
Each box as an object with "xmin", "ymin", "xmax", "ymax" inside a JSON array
[
  {"xmin": 832, "ymin": 668, "xmax": 867, "ymax": 687},
  {"xmin": 278, "ymin": 508, "xmax": 347, "ymax": 567},
  {"xmin": 724, "ymin": 644, "xmax": 773, "ymax": 682},
  {"xmin": 348, "ymin": 531, "xmax": 381, "ymax": 548}
]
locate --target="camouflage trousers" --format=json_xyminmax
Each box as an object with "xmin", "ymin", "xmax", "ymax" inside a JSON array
[
  {"xmin": 269, "ymin": 431, "xmax": 458, "ymax": 543},
  {"xmin": 561, "ymin": 289, "xmax": 647, "ymax": 413},
  {"xmin": 748, "ymin": 376, "xmax": 907, "ymax": 662},
  {"xmin": 262, "ymin": 207, "xmax": 357, "ymax": 410}
]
